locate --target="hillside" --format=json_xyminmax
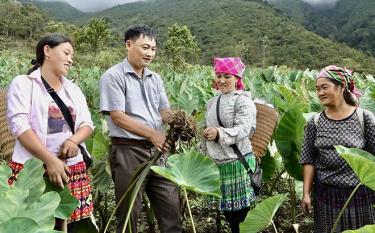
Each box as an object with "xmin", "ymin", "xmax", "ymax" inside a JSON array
[
  {"xmin": 268, "ymin": 0, "xmax": 375, "ymax": 56},
  {"xmin": 21, "ymin": 0, "xmax": 85, "ymax": 21},
  {"xmin": 70, "ymin": 0, "xmax": 374, "ymax": 72},
  {"xmin": 23, "ymin": 0, "xmax": 375, "ymax": 72}
]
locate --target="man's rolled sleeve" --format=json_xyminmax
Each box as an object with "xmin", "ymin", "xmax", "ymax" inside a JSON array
[
  {"xmin": 100, "ymin": 72, "xmax": 126, "ymax": 114},
  {"xmin": 158, "ymin": 77, "xmax": 170, "ymax": 111}
]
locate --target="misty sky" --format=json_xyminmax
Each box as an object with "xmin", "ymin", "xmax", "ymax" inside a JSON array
[
  {"xmin": 42, "ymin": 0, "xmax": 342, "ymax": 12},
  {"xmin": 301, "ymin": 0, "xmax": 340, "ymax": 5},
  {"xmin": 41, "ymin": 0, "xmax": 142, "ymax": 12}
]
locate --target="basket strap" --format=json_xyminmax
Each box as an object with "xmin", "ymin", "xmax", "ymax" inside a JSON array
[
  {"xmin": 313, "ymin": 112, "xmax": 321, "ymax": 125},
  {"xmin": 356, "ymin": 108, "xmax": 364, "ymax": 132},
  {"xmin": 314, "ymin": 109, "xmax": 364, "ymax": 133}
]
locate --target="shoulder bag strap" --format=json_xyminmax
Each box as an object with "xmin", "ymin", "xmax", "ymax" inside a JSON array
[
  {"xmin": 41, "ymin": 76, "xmax": 75, "ymax": 134},
  {"xmin": 41, "ymin": 77, "xmax": 88, "ymax": 153}
]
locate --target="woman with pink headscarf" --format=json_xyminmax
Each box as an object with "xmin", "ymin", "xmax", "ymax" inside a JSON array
[
  {"xmin": 300, "ymin": 65, "xmax": 375, "ymax": 232},
  {"xmin": 202, "ymin": 57, "xmax": 257, "ymax": 233}
]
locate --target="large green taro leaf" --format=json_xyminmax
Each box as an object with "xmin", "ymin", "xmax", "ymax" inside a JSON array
[
  {"xmin": 91, "ymin": 130, "xmax": 110, "ymax": 160},
  {"xmin": 0, "ymin": 189, "xmax": 60, "ymax": 230},
  {"xmin": 16, "ymin": 159, "xmax": 45, "ymax": 204},
  {"xmin": 260, "ymin": 150, "xmax": 278, "ymax": 182},
  {"xmin": 151, "ymin": 151, "xmax": 221, "ymax": 197},
  {"xmin": 335, "ymin": 146, "xmax": 375, "ymax": 191},
  {"xmin": 22, "ymin": 191, "xmax": 60, "ymax": 230},
  {"xmin": 0, "ymin": 217, "xmax": 61, "ymax": 233},
  {"xmin": 240, "ymin": 194, "xmax": 287, "ymax": 233},
  {"xmin": 0, "ymin": 163, "xmax": 11, "ymax": 193},
  {"xmin": 44, "ymin": 178, "xmax": 79, "ymax": 219},
  {"xmin": 91, "ymin": 158, "xmax": 112, "ymax": 193},
  {"xmin": 275, "ymin": 107, "xmax": 305, "ymax": 181},
  {"xmin": 343, "ymin": 224, "xmax": 375, "ymax": 233},
  {"xmin": 0, "ymin": 159, "xmax": 63, "ymax": 231}
]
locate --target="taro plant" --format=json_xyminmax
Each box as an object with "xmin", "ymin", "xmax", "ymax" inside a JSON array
[
  {"xmin": 104, "ymin": 110, "xmax": 197, "ymax": 233},
  {"xmin": 151, "ymin": 151, "xmax": 221, "ymax": 233},
  {"xmin": 85, "ymin": 123, "xmax": 114, "ymax": 232},
  {"xmin": 274, "ymin": 106, "xmax": 305, "ymax": 227},
  {"xmin": 330, "ymin": 146, "xmax": 375, "ymax": 233},
  {"xmin": 0, "ymin": 159, "xmax": 78, "ymax": 233},
  {"xmin": 240, "ymin": 194, "xmax": 287, "ymax": 233},
  {"xmin": 343, "ymin": 224, "xmax": 375, "ymax": 233}
]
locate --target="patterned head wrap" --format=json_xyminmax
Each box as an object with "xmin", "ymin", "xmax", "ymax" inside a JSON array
[
  {"xmin": 213, "ymin": 57, "xmax": 245, "ymax": 90},
  {"xmin": 317, "ymin": 65, "xmax": 362, "ymax": 97}
]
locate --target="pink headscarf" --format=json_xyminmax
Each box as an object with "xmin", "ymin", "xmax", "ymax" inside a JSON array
[{"xmin": 213, "ymin": 57, "xmax": 246, "ymax": 90}]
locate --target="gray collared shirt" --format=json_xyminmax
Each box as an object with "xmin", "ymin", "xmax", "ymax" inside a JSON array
[{"xmin": 99, "ymin": 59, "xmax": 170, "ymax": 139}]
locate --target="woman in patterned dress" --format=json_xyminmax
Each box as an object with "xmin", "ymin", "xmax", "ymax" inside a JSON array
[
  {"xmin": 7, "ymin": 34, "xmax": 94, "ymax": 232},
  {"xmin": 202, "ymin": 57, "xmax": 257, "ymax": 233},
  {"xmin": 300, "ymin": 65, "xmax": 375, "ymax": 232}
]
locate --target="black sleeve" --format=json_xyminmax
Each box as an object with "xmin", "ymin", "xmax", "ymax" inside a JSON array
[
  {"xmin": 300, "ymin": 119, "xmax": 318, "ymax": 165},
  {"xmin": 364, "ymin": 110, "xmax": 375, "ymax": 155}
]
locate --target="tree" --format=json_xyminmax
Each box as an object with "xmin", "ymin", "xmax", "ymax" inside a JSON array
[
  {"xmin": 20, "ymin": 3, "xmax": 45, "ymax": 39},
  {"xmin": 164, "ymin": 23, "xmax": 200, "ymax": 70},
  {"xmin": 0, "ymin": 0, "xmax": 22, "ymax": 37},
  {"xmin": 0, "ymin": 1, "xmax": 45, "ymax": 39},
  {"xmin": 45, "ymin": 20, "xmax": 78, "ymax": 38},
  {"xmin": 74, "ymin": 17, "xmax": 111, "ymax": 53}
]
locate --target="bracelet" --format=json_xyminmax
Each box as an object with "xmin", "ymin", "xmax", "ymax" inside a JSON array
[{"xmin": 66, "ymin": 138, "xmax": 78, "ymax": 145}]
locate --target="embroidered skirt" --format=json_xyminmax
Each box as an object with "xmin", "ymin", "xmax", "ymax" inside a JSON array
[
  {"xmin": 207, "ymin": 153, "xmax": 256, "ymax": 212},
  {"xmin": 8, "ymin": 161, "xmax": 93, "ymax": 223},
  {"xmin": 314, "ymin": 182, "xmax": 375, "ymax": 233}
]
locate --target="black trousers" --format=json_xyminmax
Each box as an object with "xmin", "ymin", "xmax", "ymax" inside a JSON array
[{"xmin": 223, "ymin": 207, "xmax": 250, "ymax": 233}]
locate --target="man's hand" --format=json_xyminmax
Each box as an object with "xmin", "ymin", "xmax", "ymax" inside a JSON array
[
  {"xmin": 203, "ymin": 127, "xmax": 218, "ymax": 141},
  {"xmin": 149, "ymin": 131, "xmax": 170, "ymax": 153},
  {"xmin": 160, "ymin": 109, "xmax": 174, "ymax": 124}
]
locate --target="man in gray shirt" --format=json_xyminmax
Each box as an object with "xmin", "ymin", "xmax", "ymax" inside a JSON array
[{"xmin": 99, "ymin": 25, "xmax": 181, "ymax": 233}]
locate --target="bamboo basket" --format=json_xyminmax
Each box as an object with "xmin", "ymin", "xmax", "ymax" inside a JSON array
[
  {"xmin": 250, "ymin": 103, "xmax": 278, "ymax": 159},
  {"xmin": 0, "ymin": 88, "xmax": 15, "ymax": 161}
]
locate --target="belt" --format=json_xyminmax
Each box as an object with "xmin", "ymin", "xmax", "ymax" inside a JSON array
[{"xmin": 110, "ymin": 137, "xmax": 154, "ymax": 149}]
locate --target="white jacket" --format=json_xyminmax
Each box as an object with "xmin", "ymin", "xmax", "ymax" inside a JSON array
[{"xmin": 202, "ymin": 90, "xmax": 256, "ymax": 164}]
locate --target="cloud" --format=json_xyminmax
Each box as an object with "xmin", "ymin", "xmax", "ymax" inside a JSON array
[
  {"xmin": 301, "ymin": 0, "xmax": 340, "ymax": 6},
  {"xmin": 41, "ymin": 0, "xmax": 142, "ymax": 12}
]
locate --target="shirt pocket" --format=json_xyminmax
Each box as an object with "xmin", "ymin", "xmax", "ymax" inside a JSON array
[{"xmin": 151, "ymin": 93, "xmax": 160, "ymax": 106}]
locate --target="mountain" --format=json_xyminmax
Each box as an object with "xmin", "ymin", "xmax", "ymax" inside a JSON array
[
  {"xmin": 28, "ymin": 0, "xmax": 375, "ymax": 72},
  {"xmin": 76, "ymin": 0, "xmax": 375, "ymax": 72},
  {"xmin": 268, "ymin": 0, "xmax": 375, "ymax": 56},
  {"xmin": 21, "ymin": 0, "xmax": 85, "ymax": 21}
]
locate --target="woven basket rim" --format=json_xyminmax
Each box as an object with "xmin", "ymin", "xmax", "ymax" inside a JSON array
[{"xmin": 0, "ymin": 87, "xmax": 15, "ymax": 161}]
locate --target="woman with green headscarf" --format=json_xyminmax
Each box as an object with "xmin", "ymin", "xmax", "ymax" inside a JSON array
[{"xmin": 300, "ymin": 65, "xmax": 375, "ymax": 232}]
